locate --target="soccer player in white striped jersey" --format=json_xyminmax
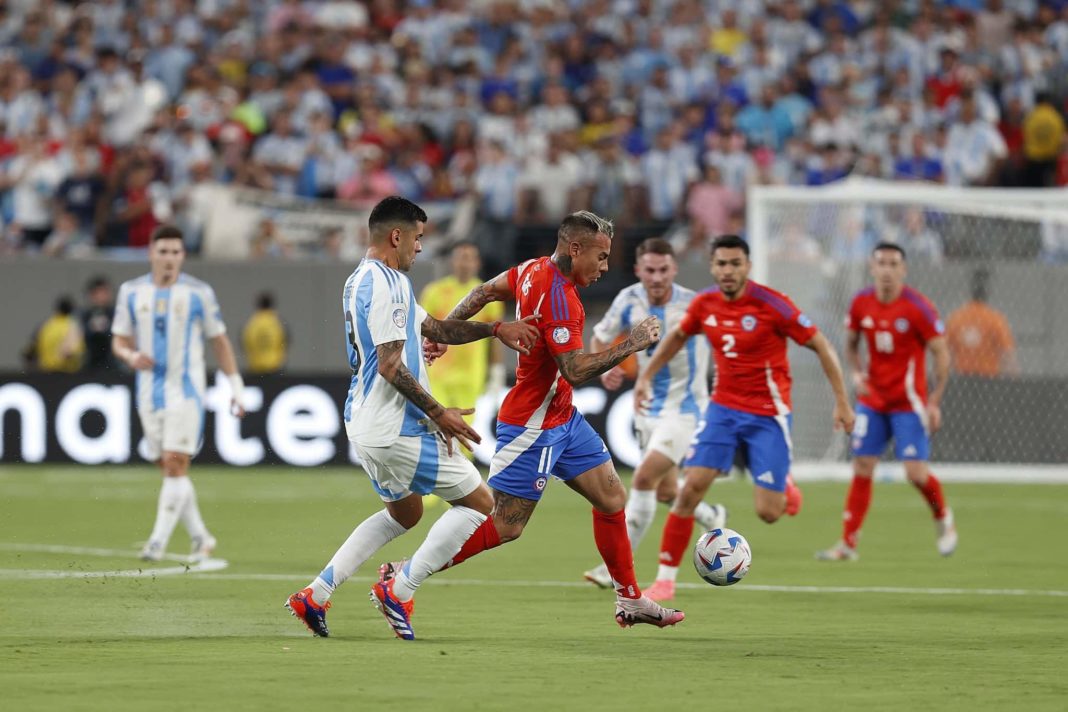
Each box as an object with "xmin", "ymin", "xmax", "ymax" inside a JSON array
[
  {"xmin": 284, "ymin": 197, "xmax": 539, "ymax": 639},
  {"xmin": 111, "ymin": 225, "xmax": 246, "ymax": 564},
  {"xmin": 582, "ymin": 238, "xmax": 726, "ymax": 589}
]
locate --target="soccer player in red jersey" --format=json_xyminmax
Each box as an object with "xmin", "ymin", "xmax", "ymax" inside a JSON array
[
  {"xmin": 634, "ymin": 234, "xmax": 854, "ymax": 601},
  {"xmin": 817, "ymin": 242, "xmax": 955, "ymax": 561},
  {"xmin": 396, "ymin": 211, "xmax": 685, "ymax": 629}
]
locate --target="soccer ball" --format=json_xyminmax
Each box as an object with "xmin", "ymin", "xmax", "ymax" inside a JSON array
[{"xmin": 693, "ymin": 528, "xmax": 752, "ymax": 586}]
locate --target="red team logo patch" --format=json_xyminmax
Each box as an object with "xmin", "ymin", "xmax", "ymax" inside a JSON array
[{"xmin": 534, "ymin": 476, "xmax": 548, "ymax": 491}]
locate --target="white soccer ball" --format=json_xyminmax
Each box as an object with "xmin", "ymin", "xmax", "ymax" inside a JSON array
[{"xmin": 693, "ymin": 528, "xmax": 752, "ymax": 586}]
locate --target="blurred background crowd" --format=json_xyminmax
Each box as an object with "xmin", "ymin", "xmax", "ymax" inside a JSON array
[{"xmin": 0, "ymin": 0, "xmax": 1065, "ymax": 262}]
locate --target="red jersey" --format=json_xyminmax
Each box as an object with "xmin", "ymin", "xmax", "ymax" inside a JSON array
[
  {"xmin": 846, "ymin": 286, "xmax": 944, "ymax": 413},
  {"xmin": 497, "ymin": 257, "xmax": 585, "ymax": 430},
  {"xmin": 680, "ymin": 281, "xmax": 817, "ymax": 417}
]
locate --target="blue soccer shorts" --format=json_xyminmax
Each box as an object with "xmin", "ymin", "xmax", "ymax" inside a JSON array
[
  {"xmin": 851, "ymin": 403, "xmax": 930, "ymax": 460},
  {"xmin": 684, "ymin": 402, "xmax": 792, "ymax": 492},
  {"xmin": 488, "ymin": 408, "xmax": 613, "ymax": 501}
]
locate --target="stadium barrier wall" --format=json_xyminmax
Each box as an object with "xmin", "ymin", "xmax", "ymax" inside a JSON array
[{"xmin": 2, "ymin": 373, "xmax": 1067, "ymax": 483}]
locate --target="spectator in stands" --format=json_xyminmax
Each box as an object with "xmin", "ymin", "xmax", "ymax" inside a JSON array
[
  {"xmin": 23, "ymin": 295, "xmax": 84, "ymax": 373},
  {"xmin": 107, "ymin": 161, "xmax": 170, "ymax": 248},
  {"xmin": 893, "ymin": 208, "xmax": 945, "ymax": 265},
  {"xmin": 1022, "ymin": 93, "xmax": 1066, "ymax": 188},
  {"xmin": 945, "ymin": 268, "xmax": 1018, "ymax": 378},
  {"xmin": 249, "ymin": 217, "xmax": 294, "ymax": 260},
  {"xmin": 579, "ymin": 135, "xmax": 644, "ymax": 228},
  {"xmin": 80, "ymin": 276, "xmax": 116, "ymax": 372},
  {"xmin": 3, "ymin": 134, "xmax": 64, "ymax": 249},
  {"xmin": 894, "ymin": 132, "xmax": 943, "ymax": 182},
  {"xmin": 641, "ymin": 125, "xmax": 698, "ymax": 226},
  {"xmin": 42, "ymin": 212, "xmax": 92, "ymax": 257},
  {"xmin": 337, "ymin": 144, "xmax": 400, "ymax": 210},
  {"xmin": 685, "ymin": 164, "xmax": 742, "ymax": 254},
  {"xmin": 517, "ymin": 132, "xmax": 582, "ymax": 225},
  {"xmin": 242, "ymin": 292, "xmax": 288, "ymax": 375},
  {"xmin": 944, "ymin": 93, "xmax": 1007, "ymax": 186},
  {"xmin": 248, "ymin": 112, "xmax": 307, "ymax": 196}
]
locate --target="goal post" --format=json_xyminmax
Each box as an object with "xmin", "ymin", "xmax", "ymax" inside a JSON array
[{"xmin": 746, "ymin": 179, "xmax": 1068, "ymax": 483}]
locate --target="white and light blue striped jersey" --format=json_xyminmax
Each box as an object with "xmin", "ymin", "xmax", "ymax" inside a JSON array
[
  {"xmin": 343, "ymin": 258, "xmax": 430, "ymax": 448},
  {"xmin": 593, "ymin": 283, "xmax": 709, "ymax": 418},
  {"xmin": 111, "ymin": 273, "xmax": 227, "ymax": 414}
]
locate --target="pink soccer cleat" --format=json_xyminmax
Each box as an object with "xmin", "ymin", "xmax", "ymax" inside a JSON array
[
  {"xmin": 785, "ymin": 473, "xmax": 803, "ymax": 516},
  {"xmin": 615, "ymin": 595, "xmax": 685, "ymax": 629}
]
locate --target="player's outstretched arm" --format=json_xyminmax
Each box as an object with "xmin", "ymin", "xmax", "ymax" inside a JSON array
[
  {"xmin": 553, "ymin": 315, "xmax": 661, "ymax": 387},
  {"xmin": 633, "ymin": 326, "xmax": 688, "ymax": 412},
  {"xmin": 445, "ymin": 270, "xmax": 513, "ymax": 321},
  {"xmin": 925, "ymin": 336, "xmax": 950, "ymax": 432},
  {"xmin": 210, "ymin": 334, "xmax": 247, "ymax": 417},
  {"xmin": 591, "ymin": 336, "xmax": 625, "ymax": 391},
  {"xmin": 376, "ymin": 339, "xmax": 481, "ymax": 456},
  {"xmin": 804, "ymin": 332, "xmax": 855, "ymax": 433},
  {"xmin": 421, "ymin": 314, "xmax": 540, "ymax": 354}
]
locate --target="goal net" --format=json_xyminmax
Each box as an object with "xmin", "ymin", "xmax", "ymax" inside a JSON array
[{"xmin": 747, "ymin": 179, "xmax": 1068, "ymax": 483}]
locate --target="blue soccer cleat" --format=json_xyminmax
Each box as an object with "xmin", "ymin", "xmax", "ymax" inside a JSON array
[
  {"xmin": 285, "ymin": 587, "xmax": 331, "ymax": 637},
  {"xmin": 370, "ymin": 578, "xmax": 416, "ymax": 641}
]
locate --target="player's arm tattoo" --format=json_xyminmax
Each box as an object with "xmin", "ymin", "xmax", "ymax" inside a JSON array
[
  {"xmin": 554, "ymin": 341, "xmax": 636, "ymax": 386},
  {"xmin": 445, "ymin": 272, "xmax": 512, "ymax": 321},
  {"xmin": 492, "ymin": 492, "xmax": 538, "ymax": 529},
  {"xmin": 421, "ymin": 316, "xmax": 494, "ymax": 345},
  {"xmin": 376, "ymin": 340, "xmax": 443, "ymax": 418}
]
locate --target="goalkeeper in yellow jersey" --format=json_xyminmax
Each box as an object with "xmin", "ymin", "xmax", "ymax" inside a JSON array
[{"xmin": 420, "ymin": 242, "xmax": 506, "ymax": 423}]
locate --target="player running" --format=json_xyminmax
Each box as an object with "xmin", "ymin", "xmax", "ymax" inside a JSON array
[
  {"xmin": 581, "ymin": 237, "xmax": 724, "ymax": 589},
  {"xmin": 817, "ymin": 242, "xmax": 955, "ymax": 561},
  {"xmin": 111, "ymin": 225, "xmax": 246, "ymax": 564},
  {"xmin": 635, "ymin": 234, "xmax": 854, "ymax": 601},
  {"xmin": 404, "ymin": 210, "xmax": 686, "ymax": 630},
  {"xmin": 284, "ymin": 197, "xmax": 539, "ymax": 639}
]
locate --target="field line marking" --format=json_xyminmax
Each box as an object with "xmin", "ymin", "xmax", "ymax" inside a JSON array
[
  {"xmin": 184, "ymin": 573, "xmax": 1066, "ymax": 597},
  {"xmin": 2, "ymin": 543, "xmax": 1065, "ymax": 597},
  {"xmin": 0, "ymin": 558, "xmax": 229, "ymax": 579},
  {"xmin": 0, "ymin": 542, "xmax": 200, "ymax": 565}
]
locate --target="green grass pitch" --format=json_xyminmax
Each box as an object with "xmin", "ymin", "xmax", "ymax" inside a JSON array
[{"xmin": 1, "ymin": 466, "xmax": 1066, "ymax": 711}]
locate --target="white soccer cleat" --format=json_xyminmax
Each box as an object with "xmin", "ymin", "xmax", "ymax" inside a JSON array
[
  {"xmin": 583, "ymin": 563, "xmax": 613, "ymax": 589},
  {"xmin": 615, "ymin": 595, "xmax": 684, "ymax": 629},
  {"xmin": 139, "ymin": 540, "xmax": 164, "ymax": 562},
  {"xmin": 189, "ymin": 534, "xmax": 217, "ymax": 563},
  {"xmin": 815, "ymin": 541, "xmax": 859, "ymax": 562},
  {"xmin": 695, "ymin": 503, "xmax": 727, "ymax": 532},
  {"xmin": 936, "ymin": 508, "xmax": 957, "ymax": 557}
]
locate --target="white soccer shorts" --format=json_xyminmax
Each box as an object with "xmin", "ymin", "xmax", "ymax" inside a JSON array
[
  {"xmin": 355, "ymin": 433, "xmax": 483, "ymax": 503},
  {"xmin": 139, "ymin": 400, "xmax": 204, "ymax": 460},
  {"xmin": 635, "ymin": 413, "xmax": 700, "ymax": 464}
]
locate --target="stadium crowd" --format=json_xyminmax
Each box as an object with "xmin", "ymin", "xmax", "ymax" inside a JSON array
[{"xmin": 0, "ymin": 0, "xmax": 1065, "ymax": 260}]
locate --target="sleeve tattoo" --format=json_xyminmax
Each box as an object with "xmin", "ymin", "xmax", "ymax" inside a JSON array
[
  {"xmin": 421, "ymin": 316, "xmax": 494, "ymax": 345},
  {"xmin": 555, "ymin": 339, "xmax": 636, "ymax": 385},
  {"xmin": 446, "ymin": 276, "xmax": 506, "ymax": 321},
  {"xmin": 377, "ymin": 340, "xmax": 442, "ymax": 418}
]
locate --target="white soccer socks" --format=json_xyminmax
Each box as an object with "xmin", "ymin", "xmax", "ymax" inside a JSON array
[
  {"xmin": 392, "ymin": 506, "xmax": 488, "ymax": 602},
  {"xmin": 147, "ymin": 476, "xmax": 190, "ymax": 551},
  {"xmin": 310, "ymin": 509, "xmax": 408, "ymax": 604},
  {"xmin": 625, "ymin": 488, "xmax": 658, "ymax": 549}
]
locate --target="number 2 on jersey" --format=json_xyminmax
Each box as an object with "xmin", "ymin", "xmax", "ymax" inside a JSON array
[{"xmin": 721, "ymin": 334, "xmax": 738, "ymax": 358}]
